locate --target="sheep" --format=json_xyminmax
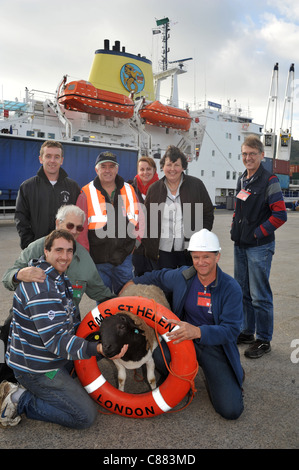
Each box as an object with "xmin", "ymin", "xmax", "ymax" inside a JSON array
[
  {"xmin": 119, "ymin": 283, "xmax": 170, "ymax": 310},
  {"xmin": 100, "ymin": 284, "xmax": 170, "ymax": 391}
]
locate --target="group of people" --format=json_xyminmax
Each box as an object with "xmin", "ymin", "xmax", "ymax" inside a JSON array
[{"xmin": 0, "ymin": 135, "xmax": 287, "ymax": 429}]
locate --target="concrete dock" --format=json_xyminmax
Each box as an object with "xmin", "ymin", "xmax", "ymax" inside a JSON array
[{"xmin": 0, "ymin": 210, "xmax": 298, "ymax": 451}]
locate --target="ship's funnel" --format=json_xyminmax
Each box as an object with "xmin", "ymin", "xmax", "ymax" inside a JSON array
[{"xmin": 88, "ymin": 41, "xmax": 155, "ymax": 100}]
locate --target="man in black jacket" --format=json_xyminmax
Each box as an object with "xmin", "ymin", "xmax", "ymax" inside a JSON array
[
  {"xmin": 76, "ymin": 152, "xmax": 139, "ymax": 294},
  {"xmin": 14, "ymin": 140, "xmax": 81, "ymax": 249}
]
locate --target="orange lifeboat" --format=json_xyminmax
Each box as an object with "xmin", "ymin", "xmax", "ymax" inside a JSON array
[
  {"xmin": 58, "ymin": 80, "xmax": 134, "ymax": 119},
  {"xmin": 139, "ymin": 100, "xmax": 192, "ymax": 131}
]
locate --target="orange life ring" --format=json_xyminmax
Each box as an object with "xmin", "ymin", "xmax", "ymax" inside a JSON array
[{"xmin": 74, "ymin": 296, "xmax": 198, "ymax": 418}]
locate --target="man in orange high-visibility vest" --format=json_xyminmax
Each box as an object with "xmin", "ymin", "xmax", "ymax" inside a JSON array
[{"xmin": 77, "ymin": 152, "xmax": 139, "ymax": 294}]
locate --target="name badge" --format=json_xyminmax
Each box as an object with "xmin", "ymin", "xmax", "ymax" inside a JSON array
[
  {"xmin": 236, "ymin": 189, "xmax": 251, "ymax": 201},
  {"xmin": 197, "ymin": 292, "xmax": 211, "ymax": 307}
]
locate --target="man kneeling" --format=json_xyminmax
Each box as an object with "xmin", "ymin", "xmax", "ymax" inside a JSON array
[
  {"xmin": 121, "ymin": 229, "xmax": 244, "ymax": 420},
  {"xmin": 0, "ymin": 230, "xmax": 126, "ymax": 428}
]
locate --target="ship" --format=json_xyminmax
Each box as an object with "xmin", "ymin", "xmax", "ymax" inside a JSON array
[{"xmin": 0, "ymin": 17, "xmax": 296, "ymax": 214}]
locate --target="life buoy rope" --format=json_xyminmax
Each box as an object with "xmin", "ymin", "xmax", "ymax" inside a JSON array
[{"xmin": 74, "ymin": 296, "xmax": 198, "ymax": 418}]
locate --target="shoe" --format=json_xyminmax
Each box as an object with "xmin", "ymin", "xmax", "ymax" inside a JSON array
[
  {"xmin": 244, "ymin": 339, "xmax": 271, "ymax": 359},
  {"xmin": 0, "ymin": 381, "xmax": 21, "ymax": 427},
  {"xmin": 237, "ymin": 333, "xmax": 255, "ymax": 344}
]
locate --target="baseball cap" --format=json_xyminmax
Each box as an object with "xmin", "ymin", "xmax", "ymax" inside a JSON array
[{"xmin": 95, "ymin": 152, "xmax": 119, "ymax": 166}]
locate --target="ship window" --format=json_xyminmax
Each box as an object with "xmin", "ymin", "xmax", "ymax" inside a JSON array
[
  {"xmin": 212, "ymin": 171, "xmax": 215, "ymax": 177},
  {"xmin": 226, "ymin": 171, "xmax": 230, "ymax": 179},
  {"xmin": 26, "ymin": 131, "xmax": 35, "ymax": 137},
  {"xmin": 201, "ymin": 170, "xmax": 204, "ymax": 176},
  {"xmin": 233, "ymin": 172, "xmax": 237, "ymax": 180},
  {"xmin": 229, "ymin": 152, "xmax": 232, "ymax": 159},
  {"xmin": 48, "ymin": 133, "xmax": 55, "ymax": 139},
  {"xmin": 212, "ymin": 150, "xmax": 215, "ymax": 156},
  {"xmin": 37, "ymin": 132, "xmax": 45, "ymax": 138},
  {"xmin": 68, "ymin": 84, "xmax": 76, "ymax": 90}
]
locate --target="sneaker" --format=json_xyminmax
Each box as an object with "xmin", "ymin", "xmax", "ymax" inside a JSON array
[
  {"xmin": 0, "ymin": 381, "xmax": 21, "ymax": 427},
  {"xmin": 244, "ymin": 339, "xmax": 271, "ymax": 359},
  {"xmin": 237, "ymin": 333, "xmax": 255, "ymax": 344}
]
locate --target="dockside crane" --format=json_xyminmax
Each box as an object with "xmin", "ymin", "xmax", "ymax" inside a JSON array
[
  {"xmin": 263, "ymin": 63, "xmax": 279, "ymax": 162},
  {"xmin": 276, "ymin": 63, "xmax": 295, "ymax": 162}
]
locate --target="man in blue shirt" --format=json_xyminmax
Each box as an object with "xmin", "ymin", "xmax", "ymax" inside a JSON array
[
  {"xmin": 0, "ymin": 230, "xmax": 127, "ymax": 428},
  {"xmin": 122, "ymin": 229, "xmax": 244, "ymax": 420}
]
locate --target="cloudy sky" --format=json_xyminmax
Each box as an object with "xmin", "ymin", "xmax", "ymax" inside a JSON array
[{"xmin": 1, "ymin": 0, "xmax": 299, "ymax": 137}]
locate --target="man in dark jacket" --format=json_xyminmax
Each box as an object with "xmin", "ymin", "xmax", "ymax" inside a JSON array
[
  {"xmin": 121, "ymin": 229, "xmax": 244, "ymax": 420},
  {"xmin": 231, "ymin": 135, "xmax": 287, "ymax": 358},
  {"xmin": 15, "ymin": 140, "xmax": 81, "ymax": 249},
  {"xmin": 76, "ymin": 152, "xmax": 139, "ymax": 294}
]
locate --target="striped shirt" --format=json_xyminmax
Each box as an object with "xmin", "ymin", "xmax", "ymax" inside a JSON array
[
  {"xmin": 231, "ymin": 165, "xmax": 287, "ymax": 246},
  {"xmin": 6, "ymin": 257, "xmax": 98, "ymax": 374}
]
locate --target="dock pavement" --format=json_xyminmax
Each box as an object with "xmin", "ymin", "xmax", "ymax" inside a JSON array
[{"xmin": 0, "ymin": 210, "xmax": 298, "ymax": 452}]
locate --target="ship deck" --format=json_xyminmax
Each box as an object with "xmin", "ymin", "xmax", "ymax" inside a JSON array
[{"xmin": 0, "ymin": 210, "xmax": 298, "ymax": 452}]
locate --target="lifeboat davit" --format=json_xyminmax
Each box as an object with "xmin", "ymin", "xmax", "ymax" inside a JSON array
[
  {"xmin": 58, "ymin": 80, "xmax": 134, "ymax": 119},
  {"xmin": 139, "ymin": 100, "xmax": 192, "ymax": 131}
]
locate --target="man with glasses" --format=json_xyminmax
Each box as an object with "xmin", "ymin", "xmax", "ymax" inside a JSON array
[
  {"xmin": 14, "ymin": 140, "xmax": 81, "ymax": 249},
  {"xmin": 1, "ymin": 205, "xmax": 115, "ymax": 383},
  {"xmin": 231, "ymin": 135, "xmax": 287, "ymax": 358},
  {"xmin": 3, "ymin": 205, "xmax": 114, "ymax": 309}
]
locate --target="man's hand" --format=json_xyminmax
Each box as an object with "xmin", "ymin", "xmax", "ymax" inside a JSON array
[
  {"xmin": 166, "ymin": 319, "xmax": 201, "ymax": 344},
  {"xmin": 16, "ymin": 267, "xmax": 46, "ymax": 283},
  {"xmin": 96, "ymin": 343, "xmax": 129, "ymax": 359}
]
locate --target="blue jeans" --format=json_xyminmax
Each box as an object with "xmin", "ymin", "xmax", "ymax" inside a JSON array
[
  {"xmin": 234, "ymin": 241, "xmax": 275, "ymax": 341},
  {"xmin": 14, "ymin": 367, "xmax": 98, "ymax": 429},
  {"xmin": 96, "ymin": 253, "xmax": 133, "ymax": 294},
  {"xmin": 153, "ymin": 341, "xmax": 244, "ymax": 420}
]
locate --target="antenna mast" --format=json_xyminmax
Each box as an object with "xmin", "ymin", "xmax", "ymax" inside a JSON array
[{"xmin": 155, "ymin": 17, "xmax": 170, "ymax": 71}]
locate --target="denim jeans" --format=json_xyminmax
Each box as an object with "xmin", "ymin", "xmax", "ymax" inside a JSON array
[
  {"xmin": 96, "ymin": 253, "xmax": 134, "ymax": 294},
  {"xmin": 153, "ymin": 341, "xmax": 244, "ymax": 420},
  {"xmin": 234, "ymin": 241, "xmax": 275, "ymax": 341},
  {"xmin": 15, "ymin": 367, "xmax": 98, "ymax": 429}
]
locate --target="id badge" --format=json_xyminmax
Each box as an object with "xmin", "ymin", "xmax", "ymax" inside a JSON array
[
  {"xmin": 197, "ymin": 292, "xmax": 211, "ymax": 307},
  {"xmin": 236, "ymin": 189, "xmax": 251, "ymax": 201}
]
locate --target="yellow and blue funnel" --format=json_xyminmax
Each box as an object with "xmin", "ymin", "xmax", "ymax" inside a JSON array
[{"xmin": 88, "ymin": 40, "xmax": 155, "ymax": 100}]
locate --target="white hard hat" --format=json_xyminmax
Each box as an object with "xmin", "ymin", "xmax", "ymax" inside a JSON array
[{"xmin": 188, "ymin": 229, "xmax": 221, "ymax": 252}]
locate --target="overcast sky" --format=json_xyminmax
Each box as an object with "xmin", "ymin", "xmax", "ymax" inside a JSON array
[{"xmin": 1, "ymin": 0, "xmax": 299, "ymax": 138}]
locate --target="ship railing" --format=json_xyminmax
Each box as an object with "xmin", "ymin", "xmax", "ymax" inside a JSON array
[{"xmin": 0, "ymin": 190, "xmax": 18, "ymax": 219}]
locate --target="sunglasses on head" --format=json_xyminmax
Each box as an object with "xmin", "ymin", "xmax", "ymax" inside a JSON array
[{"xmin": 66, "ymin": 222, "xmax": 84, "ymax": 232}]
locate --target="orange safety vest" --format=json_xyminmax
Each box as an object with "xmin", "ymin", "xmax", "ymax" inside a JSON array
[{"xmin": 82, "ymin": 181, "xmax": 139, "ymax": 230}]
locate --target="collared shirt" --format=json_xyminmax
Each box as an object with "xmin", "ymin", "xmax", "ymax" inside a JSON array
[{"xmin": 159, "ymin": 176, "xmax": 184, "ymax": 252}]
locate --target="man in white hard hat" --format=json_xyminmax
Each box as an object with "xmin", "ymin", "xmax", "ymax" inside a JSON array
[{"xmin": 121, "ymin": 229, "xmax": 244, "ymax": 420}]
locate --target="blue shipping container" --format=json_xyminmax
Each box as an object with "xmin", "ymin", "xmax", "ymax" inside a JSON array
[{"xmin": 0, "ymin": 135, "xmax": 138, "ymax": 200}]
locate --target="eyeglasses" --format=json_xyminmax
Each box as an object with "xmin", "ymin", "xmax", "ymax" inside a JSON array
[
  {"xmin": 66, "ymin": 222, "xmax": 84, "ymax": 232},
  {"xmin": 241, "ymin": 152, "xmax": 260, "ymax": 158}
]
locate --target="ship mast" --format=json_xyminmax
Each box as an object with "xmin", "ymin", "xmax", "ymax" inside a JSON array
[{"xmin": 153, "ymin": 17, "xmax": 192, "ymax": 107}]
